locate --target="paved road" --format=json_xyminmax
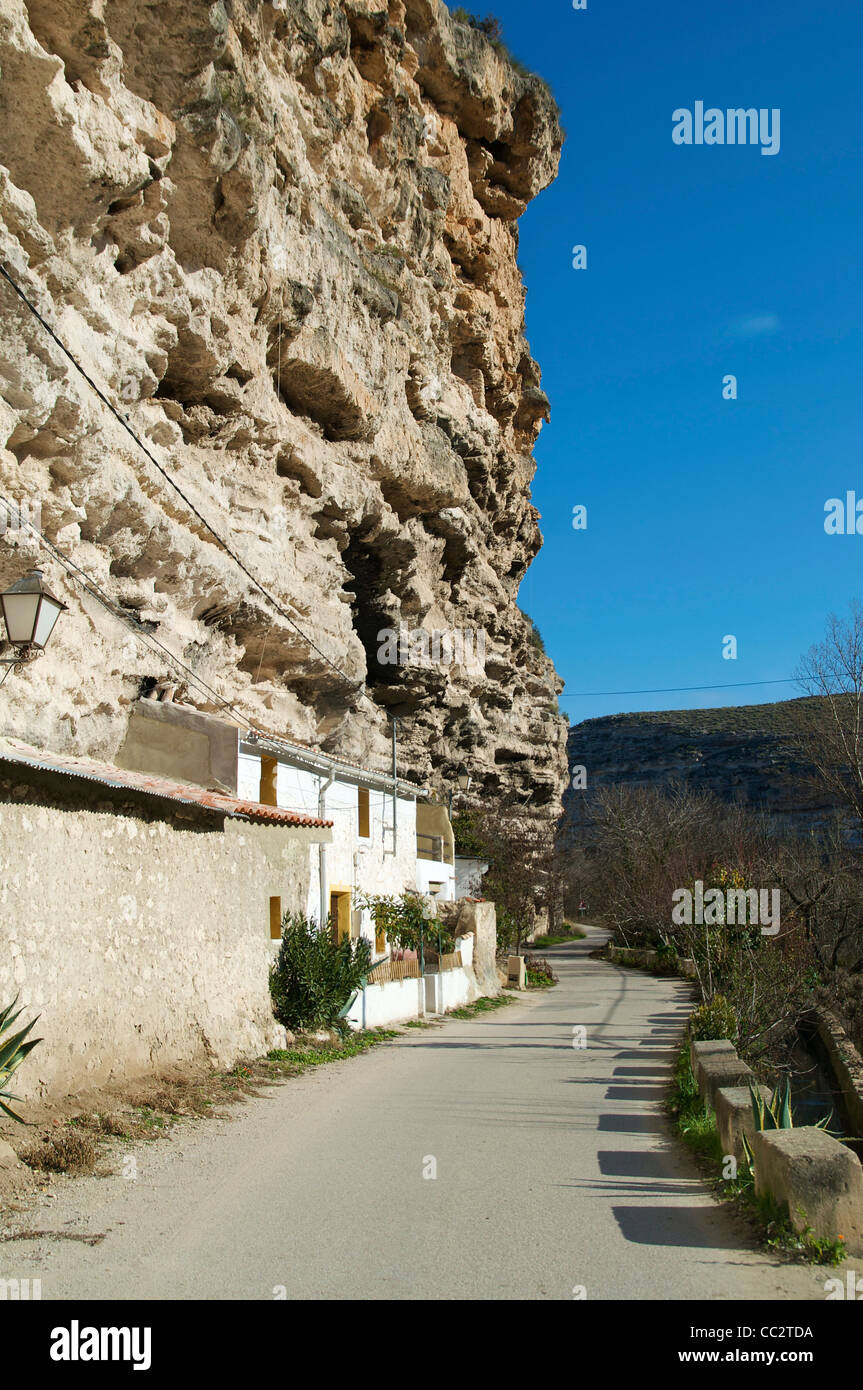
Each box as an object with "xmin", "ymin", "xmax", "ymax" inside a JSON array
[{"xmin": 2, "ymin": 926, "xmax": 831, "ymax": 1299}]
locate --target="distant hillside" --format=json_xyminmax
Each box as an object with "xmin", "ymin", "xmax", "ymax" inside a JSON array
[{"xmin": 563, "ymin": 696, "xmax": 848, "ymax": 840}]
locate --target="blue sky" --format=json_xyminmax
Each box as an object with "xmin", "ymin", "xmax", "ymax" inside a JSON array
[{"xmin": 448, "ymin": 0, "xmax": 863, "ymax": 722}]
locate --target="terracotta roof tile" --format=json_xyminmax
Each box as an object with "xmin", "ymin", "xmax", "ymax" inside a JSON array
[{"xmin": 0, "ymin": 738, "xmax": 333, "ymax": 829}]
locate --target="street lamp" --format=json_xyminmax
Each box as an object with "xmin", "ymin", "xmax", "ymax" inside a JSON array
[
  {"xmin": 0, "ymin": 569, "xmax": 67, "ymax": 670},
  {"xmin": 448, "ymin": 765, "xmax": 472, "ymax": 819}
]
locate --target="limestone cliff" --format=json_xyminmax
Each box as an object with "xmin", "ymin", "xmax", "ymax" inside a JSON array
[{"xmin": 0, "ymin": 0, "xmax": 567, "ymax": 813}]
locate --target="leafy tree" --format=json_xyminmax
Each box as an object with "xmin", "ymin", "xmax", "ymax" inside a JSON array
[
  {"xmin": 464, "ymin": 807, "xmax": 561, "ymax": 953},
  {"xmin": 357, "ymin": 891, "xmax": 456, "ymax": 955}
]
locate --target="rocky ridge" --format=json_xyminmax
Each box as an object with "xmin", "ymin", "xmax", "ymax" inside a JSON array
[{"xmin": 563, "ymin": 698, "xmax": 850, "ymax": 841}]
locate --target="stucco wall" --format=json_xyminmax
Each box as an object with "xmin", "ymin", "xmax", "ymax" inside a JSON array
[
  {"xmin": 0, "ymin": 765, "xmax": 319, "ymax": 1103},
  {"xmin": 416, "ymin": 855, "xmax": 455, "ymax": 900},
  {"xmin": 345, "ymin": 976, "xmax": 424, "ymax": 1029},
  {"xmin": 116, "ymin": 701, "xmax": 241, "ymax": 795}
]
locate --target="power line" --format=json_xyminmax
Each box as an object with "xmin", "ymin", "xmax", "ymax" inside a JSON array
[
  {"xmin": 560, "ymin": 678, "xmax": 798, "ymax": 698},
  {"xmin": 0, "ymin": 259, "xmax": 373, "ymax": 711}
]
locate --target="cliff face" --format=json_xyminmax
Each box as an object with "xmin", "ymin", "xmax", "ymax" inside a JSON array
[
  {"xmin": 563, "ymin": 699, "xmax": 849, "ymax": 841},
  {"xmin": 0, "ymin": 0, "xmax": 568, "ymax": 812}
]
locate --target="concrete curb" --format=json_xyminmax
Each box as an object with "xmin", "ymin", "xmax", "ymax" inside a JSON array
[
  {"xmin": 697, "ymin": 1053, "xmax": 755, "ymax": 1110},
  {"xmin": 715, "ymin": 1083, "xmax": 772, "ymax": 1163}
]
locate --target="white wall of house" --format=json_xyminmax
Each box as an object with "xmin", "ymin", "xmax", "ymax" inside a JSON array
[
  {"xmin": 237, "ymin": 749, "xmax": 419, "ymax": 951},
  {"xmin": 0, "ymin": 768, "xmax": 322, "ymax": 1103},
  {"xmin": 416, "ymin": 854, "xmax": 455, "ymax": 901},
  {"xmin": 424, "ymin": 965, "xmax": 477, "ymax": 1014}
]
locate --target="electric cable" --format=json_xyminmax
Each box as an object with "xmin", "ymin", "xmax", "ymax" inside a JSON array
[{"xmin": 0, "ymin": 260, "xmax": 373, "ymax": 710}]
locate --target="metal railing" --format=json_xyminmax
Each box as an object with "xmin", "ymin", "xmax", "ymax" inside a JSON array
[{"xmin": 416, "ymin": 832, "xmax": 452, "ymax": 864}]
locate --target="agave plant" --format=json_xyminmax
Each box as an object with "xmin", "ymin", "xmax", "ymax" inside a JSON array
[
  {"xmin": 741, "ymin": 1077, "xmax": 833, "ymax": 1173},
  {"xmin": 0, "ymin": 995, "xmax": 41, "ymax": 1123}
]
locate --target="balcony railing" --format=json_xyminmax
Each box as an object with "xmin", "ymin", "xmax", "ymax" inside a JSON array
[{"xmin": 416, "ymin": 832, "xmax": 453, "ymax": 864}]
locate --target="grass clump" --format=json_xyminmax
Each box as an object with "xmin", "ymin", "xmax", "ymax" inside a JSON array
[
  {"xmin": 448, "ymin": 992, "xmax": 516, "ymax": 1020},
  {"xmin": 267, "ymin": 1029, "xmax": 398, "ymax": 1073},
  {"xmin": 20, "ymin": 1129, "xmax": 97, "ymax": 1175},
  {"xmin": 669, "ymin": 1048, "xmax": 725, "ymax": 1167},
  {"xmin": 529, "ymin": 925, "xmax": 586, "ymax": 949}
]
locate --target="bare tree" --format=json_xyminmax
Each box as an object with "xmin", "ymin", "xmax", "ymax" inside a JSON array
[
  {"xmin": 795, "ymin": 600, "xmax": 863, "ymax": 828},
  {"xmin": 463, "ymin": 807, "xmax": 559, "ymax": 952}
]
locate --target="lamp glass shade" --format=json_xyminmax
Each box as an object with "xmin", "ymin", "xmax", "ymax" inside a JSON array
[
  {"xmin": 32, "ymin": 594, "xmax": 65, "ymax": 649},
  {"xmin": 457, "ymin": 767, "xmax": 471, "ymax": 791},
  {"xmin": 0, "ymin": 571, "xmax": 66, "ymax": 649}
]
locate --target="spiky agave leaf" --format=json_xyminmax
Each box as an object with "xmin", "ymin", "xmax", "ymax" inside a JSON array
[
  {"xmin": 749, "ymin": 1082, "xmax": 767, "ymax": 1132},
  {"xmin": 0, "ymin": 996, "xmax": 25, "ymax": 1035},
  {"xmin": 774, "ymin": 1077, "xmax": 793, "ymax": 1129},
  {"xmin": 0, "ymin": 996, "xmax": 41, "ymax": 1123}
]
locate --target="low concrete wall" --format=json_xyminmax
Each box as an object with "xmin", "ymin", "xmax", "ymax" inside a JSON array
[
  {"xmin": 753, "ymin": 1127, "xmax": 863, "ymax": 1256},
  {"xmin": 609, "ymin": 943, "xmax": 697, "ymax": 979},
  {"xmin": 715, "ymin": 1084, "xmax": 772, "ymax": 1163},
  {"xmin": 690, "ymin": 1038, "xmax": 736, "ymax": 1077},
  {"xmin": 346, "ymin": 964, "xmax": 478, "ymax": 1029},
  {"xmin": 426, "ymin": 965, "xmax": 477, "ymax": 1014},
  {"xmin": 347, "ymin": 976, "xmax": 424, "ymax": 1029},
  {"xmin": 806, "ymin": 1007, "xmax": 863, "ymax": 1139},
  {"xmin": 696, "ymin": 1053, "xmax": 755, "ymax": 1110}
]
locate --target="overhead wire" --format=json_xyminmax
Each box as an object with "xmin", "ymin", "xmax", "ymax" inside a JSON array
[
  {"xmin": 0, "ymin": 259, "xmax": 374, "ymax": 712},
  {"xmin": 559, "ymin": 678, "xmax": 798, "ymax": 698}
]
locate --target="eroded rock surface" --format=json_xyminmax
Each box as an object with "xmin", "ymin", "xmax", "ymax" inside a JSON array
[{"xmin": 0, "ymin": 0, "xmax": 567, "ymax": 813}]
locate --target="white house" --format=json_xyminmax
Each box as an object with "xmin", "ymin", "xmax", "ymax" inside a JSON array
[{"xmin": 116, "ymin": 697, "xmax": 455, "ymax": 957}]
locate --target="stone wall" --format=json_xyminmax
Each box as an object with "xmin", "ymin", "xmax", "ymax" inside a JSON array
[
  {"xmin": 0, "ymin": 763, "xmax": 318, "ymax": 1104},
  {"xmin": 439, "ymin": 897, "xmax": 498, "ymax": 996}
]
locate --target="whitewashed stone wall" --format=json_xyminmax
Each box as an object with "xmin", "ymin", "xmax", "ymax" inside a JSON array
[{"xmin": 0, "ymin": 765, "xmax": 320, "ymax": 1104}]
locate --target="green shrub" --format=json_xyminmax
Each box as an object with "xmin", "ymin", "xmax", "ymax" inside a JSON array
[
  {"xmin": 654, "ymin": 941, "xmax": 680, "ymax": 975},
  {"xmin": 269, "ymin": 913, "xmax": 371, "ymax": 1035},
  {"xmin": 451, "ymin": 809, "xmax": 486, "ymax": 858},
  {"xmin": 688, "ymin": 994, "xmax": 739, "ymax": 1045}
]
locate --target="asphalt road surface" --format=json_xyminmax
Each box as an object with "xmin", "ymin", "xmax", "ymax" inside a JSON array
[{"xmin": 1, "ymin": 926, "xmax": 830, "ymax": 1299}]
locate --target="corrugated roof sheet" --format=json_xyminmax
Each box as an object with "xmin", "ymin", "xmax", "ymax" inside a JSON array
[{"xmin": 0, "ymin": 737, "xmax": 333, "ymax": 829}]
